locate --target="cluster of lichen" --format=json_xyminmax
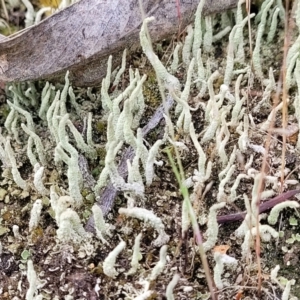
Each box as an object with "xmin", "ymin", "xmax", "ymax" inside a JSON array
[{"xmin": 1, "ymin": 0, "xmax": 300, "ymax": 298}]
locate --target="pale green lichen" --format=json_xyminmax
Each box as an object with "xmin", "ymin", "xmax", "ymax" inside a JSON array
[
  {"xmin": 203, "ymin": 202, "xmax": 226, "ymax": 252},
  {"xmin": 268, "ymin": 201, "xmax": 300, "ymax": 225},
  {"xmin": 1, "ymin": 1, "xmax": 300, "ymax": 298},
  {"xmin": 103, "ymin": 240, "xmax": 126, "ymax": 278}
]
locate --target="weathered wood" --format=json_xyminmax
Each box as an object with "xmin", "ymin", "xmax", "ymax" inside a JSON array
[{"xmin": 0, "ymin": 0, "xmax": 237, "ymax": 86}]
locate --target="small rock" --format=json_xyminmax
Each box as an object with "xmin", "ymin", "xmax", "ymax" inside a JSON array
[{"xmin": 0, "ymin": 188, "xmax": 7, "ymax": 201}]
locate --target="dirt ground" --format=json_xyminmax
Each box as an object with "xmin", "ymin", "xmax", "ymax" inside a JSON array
[{"xmin": 1, "ymin": 1, "xmax": 300, "ymax": 300}]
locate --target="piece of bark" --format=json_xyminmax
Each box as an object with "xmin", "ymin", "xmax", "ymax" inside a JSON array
[{"xmin": 0, "ymin": 0, "xmax": 237, "ymax": 87}]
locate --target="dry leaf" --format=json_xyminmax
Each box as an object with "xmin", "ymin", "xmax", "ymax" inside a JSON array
[{"xmin": 213, "ymin": 244, "xmax": 230, "ymax": 254}]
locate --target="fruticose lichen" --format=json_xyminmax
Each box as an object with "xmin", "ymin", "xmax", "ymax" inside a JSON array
[{"xmin": 1, "ymin": 0, "xmax": 300, "ymax": 298}]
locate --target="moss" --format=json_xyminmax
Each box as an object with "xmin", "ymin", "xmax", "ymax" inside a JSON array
[
  {"xmin": 95, "ymin": 120, "xmax": 107, "ymax": 135},
  {"xmin": 0, "ymin": 104, "xmax": 10, "ymax": 124},
  {"xmin": 143, "ymin": 69, "xmax": 162, "ymax": 108}
]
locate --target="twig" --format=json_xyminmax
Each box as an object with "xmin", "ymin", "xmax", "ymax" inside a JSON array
[
  {"xmin": 216, "ymin": 189, "xmax": 300, "ymax": 224},
  {"xmin": 85, "ymin": 95, "xmax": 174, "ymax": 232}
]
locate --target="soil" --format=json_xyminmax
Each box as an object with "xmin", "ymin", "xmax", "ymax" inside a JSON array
[{"xmin": 0, "ymin": 2, "xmax": 300, "ymax": 300}]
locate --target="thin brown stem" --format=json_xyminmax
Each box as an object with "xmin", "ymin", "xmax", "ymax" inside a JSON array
[
  {"xmin": 280, "ymin": 0, "xmax": 290, "ymax": 192},
  {"xmin": 216, "ymin": 189, "xmax": 300, "ymax": 224}
]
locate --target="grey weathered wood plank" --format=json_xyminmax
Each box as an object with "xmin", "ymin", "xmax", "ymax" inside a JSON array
[{"xmin": 0, "ymin": 0, "xmax": 237, "ymax": 86}]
